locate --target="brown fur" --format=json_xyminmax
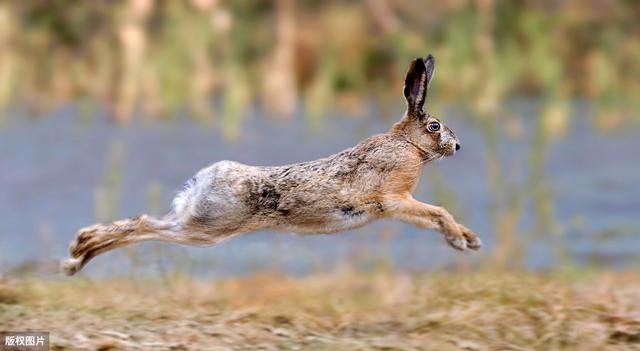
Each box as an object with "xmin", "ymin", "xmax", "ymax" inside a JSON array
[{"xmin": 62, "ymin": 54, "xmax": 481, "ymax": 276}]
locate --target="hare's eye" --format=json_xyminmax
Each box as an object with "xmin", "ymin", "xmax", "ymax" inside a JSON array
[{"xmin": 427, "ymin": 121, "xmax": 441, "ymax": 132}]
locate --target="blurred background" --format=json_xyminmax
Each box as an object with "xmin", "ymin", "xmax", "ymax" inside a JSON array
[{"xmin": 1, "ymin": 0, "xmax": 639, "ymax": 278}]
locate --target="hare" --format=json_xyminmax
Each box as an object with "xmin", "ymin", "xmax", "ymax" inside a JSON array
[{"xmin": 63, "ymin": 54, "xmax": 481, "ymax": 276}]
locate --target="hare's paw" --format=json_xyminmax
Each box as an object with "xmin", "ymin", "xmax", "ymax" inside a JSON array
[
  {"xmin": 445, "ymin": 234, "xmax": 468, "ymax": 251},
  {"xmin": 61, "ymin": 257, "xmax": 84, "ymax": 276},
  {"xmin": 445, "ymin": 225, "xmax": 481, "ymax": 252},
  {"xmin": 465, "ymin": 234, "xmax": 482, "ymax": 251},
  {"xmin": 459, "ymin": 224, "xmax": 482, "ymax": 251}
]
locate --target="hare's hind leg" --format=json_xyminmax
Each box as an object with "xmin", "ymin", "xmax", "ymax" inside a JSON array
[{"xmin": 62, "ymin": 215, "xmax": 221, "ymax": 276}]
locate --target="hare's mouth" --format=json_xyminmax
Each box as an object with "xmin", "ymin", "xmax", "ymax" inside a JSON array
[{"xmin": 441, "ymin": 145, "xmax": 457, "ymax": 157}]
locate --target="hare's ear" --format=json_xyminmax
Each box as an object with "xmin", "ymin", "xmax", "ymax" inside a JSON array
[{"xmin": 403, "ymin": 54, "xmax": 435, "ymax": 113}]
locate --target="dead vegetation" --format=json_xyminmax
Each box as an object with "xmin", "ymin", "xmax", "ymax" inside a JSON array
[{"xmin": 1, "ymin": 270, "xmax": 640, "ymax": 350}]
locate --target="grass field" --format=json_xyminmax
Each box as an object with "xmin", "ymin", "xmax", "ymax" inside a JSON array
[{"xmin": 1, "ymin": 270, "xmax": 640, "ymax": 350}]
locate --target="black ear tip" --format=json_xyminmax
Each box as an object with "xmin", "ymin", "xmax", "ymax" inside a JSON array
[{"xmin": 413, "ymin": 57, "xmax": 426, "ymax": 70}]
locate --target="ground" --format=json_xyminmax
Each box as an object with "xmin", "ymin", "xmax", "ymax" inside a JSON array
[{"xmin": 1, "ymin": 270, "xmax": 640, "ymax": 350}]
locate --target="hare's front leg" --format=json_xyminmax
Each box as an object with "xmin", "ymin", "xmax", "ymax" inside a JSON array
[{"xmin": 386, "ymin": 196, "xmax": 481, "ymax": 251}]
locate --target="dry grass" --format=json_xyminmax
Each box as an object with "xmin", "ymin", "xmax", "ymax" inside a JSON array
[{"xmin": 1, "ymin": 270, "xmax": 640, "ymax": 350}]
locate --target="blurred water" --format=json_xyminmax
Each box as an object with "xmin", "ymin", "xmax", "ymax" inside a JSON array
[{"xmin": 0, "ymin": 101, "xmax": 638, "ymax": 277}]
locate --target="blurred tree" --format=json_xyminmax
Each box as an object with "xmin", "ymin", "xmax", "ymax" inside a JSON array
[{"xmin": 0, "ymin": 0, "xmax": 637, "ymax": 126}]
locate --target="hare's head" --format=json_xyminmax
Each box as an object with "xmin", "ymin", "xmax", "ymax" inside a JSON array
[{"xmin": 401, "ymin": 54, "xmax": 460, "ymax": 158}]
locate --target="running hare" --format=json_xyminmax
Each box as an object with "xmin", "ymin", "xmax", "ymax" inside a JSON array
[{"xmin": 63, "ymin": 54, "xmax": 481, "ymax": 275}]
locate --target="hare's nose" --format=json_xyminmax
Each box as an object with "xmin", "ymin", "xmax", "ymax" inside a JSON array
[{"xmin": 455, "ymin": 143, "xmax": 461, "ymax": 151}]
